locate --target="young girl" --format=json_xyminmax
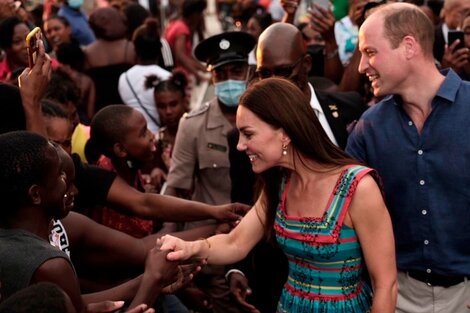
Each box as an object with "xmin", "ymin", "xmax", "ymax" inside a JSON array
[
  {"xmin": 145, "ymin": 71, "xmax": 189, "ymax": 181},
  {"xmin": 85, "ymin": 105, "xmax": 157, "ymax": 238},
  {"xmin": 41, "ymin": 99, "xmax": 74, "ymax": 155}
]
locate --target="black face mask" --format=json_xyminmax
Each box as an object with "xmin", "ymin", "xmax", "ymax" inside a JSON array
[{"xmin": 306, "ymin": 44, "xmax": 325, "ymax": 77}]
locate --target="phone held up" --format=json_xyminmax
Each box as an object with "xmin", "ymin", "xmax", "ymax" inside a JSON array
[
  {"xmin": 448, "ymin": 30, "xmax": 465, "ymax": 50},
  {"xmin": 25, "ymin": 27, "xmax": 42, "ymax": 68},
  {"xmin": 308, "ymin": 0, "xmax": 330, "ymax": 11}
]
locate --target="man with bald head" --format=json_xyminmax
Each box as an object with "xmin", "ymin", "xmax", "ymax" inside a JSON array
[
  {"xmin": 347, "ymin": 3, "xmax": 470, "ymax": 312},
  {"xmin": 256, "ymin": 22, "xmax": 367, "ymax": 149}
]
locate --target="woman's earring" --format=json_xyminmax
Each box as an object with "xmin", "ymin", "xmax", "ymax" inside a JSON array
[{"xmin": 282, "ymin": 145, "xmax": 288, "ymax": 156}]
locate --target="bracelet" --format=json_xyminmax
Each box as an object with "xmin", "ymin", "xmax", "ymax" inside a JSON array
[
  {"xmin": 199, "ymin": 237, "xmax": 211, "ymax": 250},
  {"xmin": 225, "ymin": 269, "xmax": 245, "ymax": 281},
  {"xmin": 325, "ymin": 48, "xmax": 339, "ymax": 60}
]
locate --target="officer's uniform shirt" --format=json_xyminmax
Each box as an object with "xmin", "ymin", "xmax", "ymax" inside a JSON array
[{"xmin": 166, "ymin": 98, "xmax": 233, "ymax": 206}]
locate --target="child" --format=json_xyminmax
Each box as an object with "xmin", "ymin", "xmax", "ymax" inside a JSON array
[
  {"xmin": 85, "ymin": 105, "xmax": 157, "ymax": 238},
  {"xmin": 41, "ymin": 99, "xmax": 74, "ymax": 155},
  {"xmin": 144, "ymin": 71, "xmax": 189, "ymax": 187}
]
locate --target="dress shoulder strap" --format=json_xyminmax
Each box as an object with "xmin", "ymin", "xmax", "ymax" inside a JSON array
[{"xmin": 329, "ymin": 165, "xmax": 376, "ymax": 231}]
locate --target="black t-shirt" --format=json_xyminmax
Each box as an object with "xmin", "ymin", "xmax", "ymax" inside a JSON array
[{"xmin": 72, "ymin": 154, "xmax": 116, "ymax": 212}]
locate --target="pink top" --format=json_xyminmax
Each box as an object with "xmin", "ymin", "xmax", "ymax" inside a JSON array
[{"xmin": 164, "ymin": 20, "xmax": 191, "ymax": 70}]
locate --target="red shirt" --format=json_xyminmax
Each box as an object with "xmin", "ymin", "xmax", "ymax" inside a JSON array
[
  {"xmin": 0, "ymin": 55, "xmax": 60, "ymax": 83},
  {"xmin": 164, "ymin": 20, "xmax": 192, "ymax": 70},
  {"xmin": 91, "ymin": 156, "xmax": 154, "ymax": 238}
]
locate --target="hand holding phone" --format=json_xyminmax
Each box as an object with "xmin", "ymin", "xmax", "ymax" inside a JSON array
[
  {"xmin": 313, "ymin": 0, "xmax": 330, "ymax": 11},
  {"xmin": 25, "ymin": 27, "xmax": 42, "ymax": 68},
  {"xmin": 448, "ymin": 30, "xmax": 465, "ymax": 51}
]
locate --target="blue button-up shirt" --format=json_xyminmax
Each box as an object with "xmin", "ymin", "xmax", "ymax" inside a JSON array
[{"xmin": 346, "ymin": 69, "xmax": 470, "ymax": 276}]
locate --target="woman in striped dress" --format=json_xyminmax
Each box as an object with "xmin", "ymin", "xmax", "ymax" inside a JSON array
[{"xmin": 159, "ymin": 77, "xmax": 397, "ymax": 313}]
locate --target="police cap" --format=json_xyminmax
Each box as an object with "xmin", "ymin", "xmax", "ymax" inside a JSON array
[{"xmin": 194, "ymin": 31, "xmax": 256, "ymax": 71}]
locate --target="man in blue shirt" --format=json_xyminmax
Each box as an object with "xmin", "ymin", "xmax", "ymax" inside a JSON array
[{"xmin": 346, "ymin": 3, "xmax": 470, "ymax": 312}]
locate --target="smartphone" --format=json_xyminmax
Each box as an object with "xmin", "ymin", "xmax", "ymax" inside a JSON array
[
  {"xmin": 313, "ymin": 0, "xmax": 330, "ymax": 11},
  {"xmin": 25, "ymin": 27, "xmax": 42, "ymax": 68},
  {"xmin": 448, "ymin": 30, "xmax": 464, "ymax": 50}
]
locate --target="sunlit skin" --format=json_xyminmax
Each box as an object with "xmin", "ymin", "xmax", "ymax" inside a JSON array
[
  {"xmin": 155, "ymin": 90, "xmax": 187, "ymax": 130},
  {"xmin": 358, "ymin": 14, "xmax": 409, "ymax": 97},
  {"xmin": 44, "ymin": 18, "xmax": 71, "ymax": 51},
  {"xmin": 45, "ymin": 116, "xmax": 73, "ymax": 155},
  {"xmin": 236, "ymin": 105, "xmax": 289, "ymax": 173},
  {"xmin": 7, "ymin": 22, "xmax": 29, "ymax": 68}
]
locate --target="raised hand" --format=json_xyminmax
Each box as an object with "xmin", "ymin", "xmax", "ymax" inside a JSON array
[
  {"xmin": 18, "ymin": 39, "xmax": 51, "ymax": 136},
  {"xmin": 441, "ymin": 40, "xmax": 469, "ymax": 71},
  {"xmin": 308, "ymin": 4, "xmax": 335, "ymax": 41}
]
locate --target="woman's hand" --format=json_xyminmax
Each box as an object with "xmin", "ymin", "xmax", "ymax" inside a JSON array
[{"xmin": 157, "ymin": 235, "xmax": 197, "ymax": 261}]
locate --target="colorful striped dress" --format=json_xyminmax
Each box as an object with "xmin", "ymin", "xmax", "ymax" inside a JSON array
[{"xmin": 274, "ymin": 165, "xmax": 374, "ymax": 313}]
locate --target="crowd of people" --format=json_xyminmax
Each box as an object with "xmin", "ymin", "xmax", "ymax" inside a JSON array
[{"xmin": 1, "ymin": 0, "xmax": 470, "ymax": 312}]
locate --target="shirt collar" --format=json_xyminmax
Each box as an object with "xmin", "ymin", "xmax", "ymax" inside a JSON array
[
  {"xmin": 308, "ymin": 82, "xmax": 324, "ymax": 116},
  {"xmin": 206, "ymin": 98, "xmax": 233, "ymax": 131},
  {"xmin": 435, "ymin": 68, "xmax": 462, "ymax": 104},
  {"xmin": 442, "ymin": 23, "xmax": 449, "ymax": 43},
  {"xmin": 391, "ymin": 69, "xmax": 462, "ymax": 106}
]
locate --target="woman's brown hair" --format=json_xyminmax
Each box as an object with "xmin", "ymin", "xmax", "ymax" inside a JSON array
[{"xmin": 239, "ymin": 77, "xmax": 357, "ymax": 240}]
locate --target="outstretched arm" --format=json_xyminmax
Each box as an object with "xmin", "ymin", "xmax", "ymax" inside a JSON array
[
  {"xmin": 159, "ymin": 195, "xmax": 266, "ymax": 265},
  {"xmin": 349, "ymin": 174, "xmax": 397, "ymax": 313},
  {"xmin": 106, "ymin": 175, "xmax": 249, "ymax": 223},
  {"xmin": 63, "ymin": 212, "xmax": 218, "ymax": 272}
]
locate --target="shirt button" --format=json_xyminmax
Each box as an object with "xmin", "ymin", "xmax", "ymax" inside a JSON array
[
  {"xmin": 418, "ymin": 150, "xmax": 423, "ymax": 155},
  {"xmin": 212, "ymin": 163, "xmax": 217, "ymax": 168},
  {"xmin": 426, "ymin": 268, "xmax": 432, "ymax": 273},
  {"xmin": 422, "ymin": 210, "xmax": 427, "ymax": 215},
  {"xmin": 424, "ymin": 240, "xmax": 429, "ymax": 245},
  {"xmin": 419, "ymin": 180, "xmax": 425, "ymax": 185},
  {"xmin": 408, "ymin": 121, "xmax": 413, "ymax": 126}
]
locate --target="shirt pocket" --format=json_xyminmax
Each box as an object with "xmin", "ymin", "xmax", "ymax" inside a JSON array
[{"xmin": 198, "ymin": 141, "xmax": 230, "ymax": 170}]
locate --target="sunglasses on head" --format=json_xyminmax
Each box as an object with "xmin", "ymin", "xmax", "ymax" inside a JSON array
[{"xmin": 256, "ymin": 55, "xmax": 304, "ymax": 79}]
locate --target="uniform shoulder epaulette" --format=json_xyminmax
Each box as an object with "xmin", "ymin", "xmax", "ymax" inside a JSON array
[{"xmin": 185, "ymin": 102, "xmax": 210, "ymax": 118}]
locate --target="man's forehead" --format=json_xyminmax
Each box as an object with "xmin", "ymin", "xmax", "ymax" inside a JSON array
[{"xmin": 257, "ymin": 44, "xmax": 298, "ymax": 68}]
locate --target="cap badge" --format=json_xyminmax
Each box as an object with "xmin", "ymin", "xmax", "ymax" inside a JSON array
[{"xmin": 219, "ymin": 39, "xmax": 230, "ymax": 50}]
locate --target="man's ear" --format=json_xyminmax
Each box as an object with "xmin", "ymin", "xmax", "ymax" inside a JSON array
[
  {"xmin": 113, "ymin": 142, "xmax": 128, "ymax": 158},
  {"xmin": 402, "ymin": 35, "xmax": 418, "ymax": 59},
  {"xmin": 28, "ymin": 184, "xmax": 42, "ymax": 205},
  {"xmin": 302, "ymin": 53, "xmax": 313, "ymax": 74}
]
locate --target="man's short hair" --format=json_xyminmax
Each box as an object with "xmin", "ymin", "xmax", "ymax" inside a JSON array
[
  {"xmin": 0, "ymin": 131, "xmax": 52, "ymax": 211},
  {"xmin": 379, "ymin": 3, "xmax": 435, "ymax": 58}
]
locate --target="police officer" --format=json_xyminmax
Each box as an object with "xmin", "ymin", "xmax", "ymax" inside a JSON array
[
  {"xmin": 165, "ymin": 31, "xmax": 255, "ymax": 205},
  {"xmin": 164, "ymin": 31, "xmax": 256, "ymax": 313}
]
